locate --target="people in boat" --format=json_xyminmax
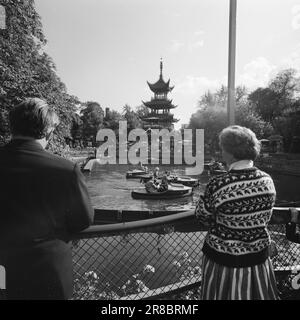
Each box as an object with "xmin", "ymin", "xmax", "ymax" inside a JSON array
[
  {"xmin": 286, "ymin": 208, "xmax": 300, "ymax": 243},
  {"xmin": 145, "ymin": 180, "xmax": 158, "ymax": 193},
  {"xmin": 195, "ymin": 125, "xmax": 278, "ymax": 300},
  {"xmin": 157, "ymin": 176, "xmax": 169, "ymax": 193},
  {"xmin": 153, "ymin": 167, "xmax": 160, "ymax": 179},
  {"xmin": 145, "ymin": 175, "xmax": 169, "ymax": 193}
]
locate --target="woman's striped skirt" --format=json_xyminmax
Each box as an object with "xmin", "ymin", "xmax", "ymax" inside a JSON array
[{"xmin": 200, "ymin": 254, "xmax": 279, "ymax": 300}]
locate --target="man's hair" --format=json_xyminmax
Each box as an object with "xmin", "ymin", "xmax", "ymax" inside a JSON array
[
  {"xmin": 9, "ymin": 98, "xmax": 59, "ymax": 139},
  {"xmin": 219, "ymin": 125, "xmax": 261, "ymax": 161}
]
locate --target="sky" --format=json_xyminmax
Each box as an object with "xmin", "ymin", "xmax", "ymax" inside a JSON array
[{"xmin": 35, "ymin": 0, "xmax": 300, "ymax": 127}]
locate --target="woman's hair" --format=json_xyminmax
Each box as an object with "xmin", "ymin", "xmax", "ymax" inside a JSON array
[
  {"xmin": 9, "ymin": 98, "xmax": 59, "ymax": 139},
  {"xmin": 219, "ymin": 125, "xmax": 261, "ymax": 161}
]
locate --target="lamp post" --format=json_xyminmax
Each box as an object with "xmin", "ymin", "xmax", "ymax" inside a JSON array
[{"xmin": 227, "ymin": 0, "xmax": 237, "ymax": 126}]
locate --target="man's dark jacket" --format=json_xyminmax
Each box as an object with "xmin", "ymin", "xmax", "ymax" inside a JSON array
[{"xmin": 0, "ymin": 139, "xmax": 94, "ymax": 299}]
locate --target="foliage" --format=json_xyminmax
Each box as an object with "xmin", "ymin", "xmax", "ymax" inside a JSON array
[
  {"xmin": 122, "ymin": 104, "xmax": 142, "ymax": 132},
  {"xmin": 269, "ymin": 68, "xmax": 300, "ymax": 99},
  {"xmin": 172, "ymin": 251, "xmax": 201, "ymax": 281},
  {"xmin": 72, "ymin": 238, "xmax": 298, "ymax": 300},
  {"xmin": 198, "ymin": 85, "xmax": 248, "ymax": 110},
  {"xmin": 70, "ymin": 113, "xmax": 83, "ymax": 147},
  {"xmin": 248, "ymin": 87, "xmax": 281, "ymax": 123},
  {"xmin": 71, "ymin": 103, "xmax": 148, "ymax": 146},
  {"xmin": 189, "ymin": 106, "xmax": 227, "ymax": 153},
  {"xmin": 0, "ymin": 0, "xmax": 80, "ymax": 146},
  {"xmin": 249, "ymin": 69, "xmax": 300, "ymax": 123},
  {"xmin": 103, "ymin": 108, "xmax": 123, "ymax": 132},
  {"xmin": 80, "ymin": 101, "xmax": 104, "ymax": 146},
  {"xmin": 135, "ymin": 104, "xmax": 150, "ymax": 119},
  {"xmin": 189, "ymin": 85, "xmax": 272, "ymax": 154},
  {"xmin": 236, "ymin": 101, "xmax": 274, "ymax": 138},
  {"xmin": 73, "ymin": 255, "xmax": 203, "ymax": 300},
  {"xmin": 248, "ymin": 68, "xmax": 300, "ymax": 151},
  {"xmin": 120, "ymin": 264, "xmax": 155, "ymax": 296},
  {"xmin": 73, "ymin": 271, "xmax": 120, "ymax": 300},
  {"xmin": 73, "ymin": 264, "xmax": 156, "ymax": 300}
]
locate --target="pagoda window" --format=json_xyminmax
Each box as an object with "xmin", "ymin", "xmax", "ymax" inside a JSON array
[{"xmin": 155, "ymin": 93, "xmax": 166, "ymax": 100}]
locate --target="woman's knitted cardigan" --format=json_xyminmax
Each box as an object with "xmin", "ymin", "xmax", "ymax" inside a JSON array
[{"xmin": 195, "ymin": 167, "xmax": 276, "ymax": 267}]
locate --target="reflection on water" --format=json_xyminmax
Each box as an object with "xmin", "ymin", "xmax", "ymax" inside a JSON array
[{"xmin": 84, "ymin": 163, "xmax": 300, "ymax": 210}]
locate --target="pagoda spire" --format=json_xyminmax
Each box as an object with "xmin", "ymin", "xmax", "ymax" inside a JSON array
[{"xmin": 160, "ymin": 58, "xmax": 163, "ymax": 79}]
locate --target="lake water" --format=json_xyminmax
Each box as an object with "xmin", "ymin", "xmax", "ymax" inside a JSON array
[
  {"xmin": 74, "ymin": 163, "xmax": 300, "ymax": 297},
  {"xmin": 84, "ymin": 163, "xmax": 300, "ymax": 210}
]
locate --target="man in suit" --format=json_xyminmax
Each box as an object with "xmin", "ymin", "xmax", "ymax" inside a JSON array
[{"xmin": 0, "ymin": 98, "xmax": 94, "ymax": 300}]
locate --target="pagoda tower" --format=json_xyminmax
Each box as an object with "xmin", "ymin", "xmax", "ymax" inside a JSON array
[{"xmin": 142, "ymin": 59, "xmax": 178, "ymax": 130}]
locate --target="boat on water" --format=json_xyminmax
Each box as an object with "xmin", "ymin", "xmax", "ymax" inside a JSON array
[
  {"xmin": 167, "ymin": 176, "xmax": 199, "ymax": 187},
  {"xmin": 139, "ymin": 174, "xmax": 199, "ymax": 187},
  {"xmin": 126, "ymin": 169, "xmax": 148, "ymax": 179},
  {"xmin": 131, "ymin": 184, "xmax": 193, "ymax": 200},
  {"xmin": 138, "ymin": 174, "xmax": 153, "ymax": 181}
]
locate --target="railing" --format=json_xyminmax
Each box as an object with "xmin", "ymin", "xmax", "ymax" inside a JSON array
[{"xmin": 71, "ymin": 207, "xmax": 300, "ymax": 300}]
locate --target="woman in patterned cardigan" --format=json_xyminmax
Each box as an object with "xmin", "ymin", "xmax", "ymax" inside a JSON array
[{"xmin": 196, "ymin": 125, "xmax": 278, "ymax": 300}]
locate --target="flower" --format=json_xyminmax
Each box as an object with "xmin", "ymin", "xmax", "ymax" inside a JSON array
[
  {"xmin": 172, "ymin": 260, "xmax": 181, "ymax": 268},
  {"xmin": 143, "ymin": 265, "xmax": 155, "ymax": 273},
  {"xmin": 84, "ymin": 271, "xmax": 98, "ymax": 280},
  {"xmin": 179, "ymin": 252, "xmax": 189, "ymax": 260}
]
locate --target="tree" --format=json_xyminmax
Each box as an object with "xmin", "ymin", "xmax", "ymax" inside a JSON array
[
  {"xmin": 0, "ymin": 0, "xmax": 80, "ymax": 148},
  {"xmin": 235, "ymin": 102, "xmax": 273, "ymax": 139},
  {"xmin": 269, "ymin": 68, "xmax": 299, "ymax": 100},
  {"xmin": 135, "ymin": 104, "xmax": 149, "ymax": 125},
  {"xmin": 198, "ymin": 85, "xmax": 248, "ymax": 110},
  {"xmin": 189, "ymin": 106, "xmax": 227, "ymax": 154},
  {"xmin": 189, "ymin": 86, "xmax": 273, "ymax": 154},
  {"xmin": 101, "ymin": 108, "xmax": 123, "ymax": 136},
  {"xmin": 248, "ymin": 87, "xmax": 280, "ymax": 123},
  {"xmin": 249, "ymin": 69, "xmax": 300, "ymax": 122},
  {"xmin": 70, "ymin": 113, "xmax": 83, "ymax": 147},
  {"xmin": 80, "ymin": 102, "xmax": 104, "ymax": 146},
  {"xmin": 248, "ymin": 68, "xmax": 300, "ymax": 151},
  {"xmin": 122, "ymin": 104, "xmax": 142, "ymax": 132}
]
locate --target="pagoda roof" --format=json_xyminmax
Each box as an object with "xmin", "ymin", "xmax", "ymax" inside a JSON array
[
  {"xmin": 142, "ymin": 114, "xmax": 179, "ymax": 123},
  {"xmin": 147, "ymin": 79, "xmax": 174, "ymax": 94},
  {"xmin": 147, "ymin": 59, "xmax": 174, "ymax": 93},
  {"xmin": 142, "ymin": 99, "xmax": 177, "ymax": 109},
  {"xmin": 143, "ymin": 117, "xmax": 160, "ymax": 121}
]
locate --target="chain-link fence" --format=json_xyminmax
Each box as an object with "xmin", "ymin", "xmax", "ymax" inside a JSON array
[
  {"xmin": 71, "ymin": 211, "xmax": 300, "ymax": 300},
  {"xmin": 269, "ymin": 224, "xmax": 300, "ymax": 300}
]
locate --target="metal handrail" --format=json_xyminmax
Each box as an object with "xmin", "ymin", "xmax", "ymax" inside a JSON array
[
  {"xmin": 71, "ymin": 206, "xmax": 300, "ymax": 240},
  {"xmin": 70, "ymin": 206, "xmax": 300, "ymax": 300},
  {"xmin": 71, "ymin": 210, "xmax": 196, "ymax": 239}
]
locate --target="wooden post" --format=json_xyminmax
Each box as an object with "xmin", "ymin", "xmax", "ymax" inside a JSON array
[{"xmin": 227, "ymin": 0, "xmax": 237, "ymax": 126}]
